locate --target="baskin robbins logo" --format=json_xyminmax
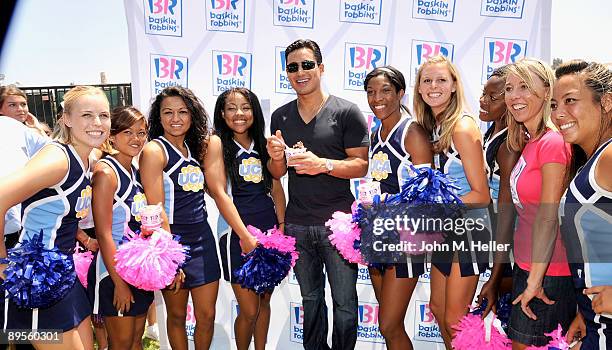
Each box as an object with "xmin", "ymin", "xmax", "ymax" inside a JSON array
[
  {"xmin": 418, "ymin": 263, "xmax": 432, "ymax": 283},
  {"xmin": 412, "ymin": 0, "xmax": 456, "ymax": 22},
  {"xmin": 275, "ymin": 47, "xmax": 295, "ymax": 94},
  {"xmin": 480, "ymin": 0, "xmax": 525, "ymax": 18},
  {"xmin": 273, "ymin": 0, "xmax": 315, "ymax": 29},
  {"xmin": 150, "ymin": 54, "xmax": 188, "ymax": 96},
  {"xmin": 356, "ymin": 264, "xmax": 372, "ymax": 285},
  {"xmin": 290, "ymin": 302, "xmax": 304, "ymax": 343},
  {"xmin": 481, "ymin": 37, "xmax": 527, "ymax": 84},
  {"xmin": 344, "ymin": 43, "xmax": 387, "ymax": 91},
  {"xmin": 205, "ymin": 0, "xmax": 245, "ymax": 33},
  {"xmin": 414, "ymin": 301, "xmax": 444, "ymax": 343},
  {"xmin": 362, "ymin": 110, "xmax": 381, "ymax": 137},
  {"xmin": 212, "ymin": 50, "xmax": 252, "ymax": 96},
  {"xmin": 410, "ymin": 39, "xmax": 454, "ymax": 85},
  {"xmin": 185, "ymin": 300, "xmax": 196, "ymax": 339},
  {"xmin": 339, "ymin": 0, "xmax": 382, "ymax": 25},
  {"xmin": 144, "ymin": 0, "xmax": 182, "ymax": 37},
  {"xmin": 358, "ymin": 302, "xmax": 384, "ymax": 343}
]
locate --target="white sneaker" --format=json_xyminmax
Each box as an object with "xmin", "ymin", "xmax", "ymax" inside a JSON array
[{"xmin": 145, "ymin": 324, "xmax": 159, "ymax": 341}]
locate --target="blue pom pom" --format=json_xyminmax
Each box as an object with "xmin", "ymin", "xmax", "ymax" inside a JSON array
[
  {"xmin": 234, "ymin": 246, "xmax": 293, "ymax": 294},
  {"xmin": 469, "ymin": 292, "xmax": 511, "ymax": 333},
  {"xmin": 356, "ymin": 166, "xmax": 466, "ymax": 265},
  {"xmin": 398, "ymin": 166, "xmax": 463, "ymax": 205},
  {"xmin": 496, "ymin": 292, "xmax": 512, "ymax": 332},
  {"xmin": 2, "ymin": 232, "xmax": 76, "ymax": 309}
]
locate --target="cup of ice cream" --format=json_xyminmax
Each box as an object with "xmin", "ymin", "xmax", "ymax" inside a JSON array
[
  {"xmin": 358, "ymin": 181, "xmax": 381, "ymax": 205},
  {"xmin": 140, "ymin": 204, "xmax": 163, "ymax": 231},
  {"xmin": 285, "ymin": 141, "xmax": 307, "ymax": 162}
]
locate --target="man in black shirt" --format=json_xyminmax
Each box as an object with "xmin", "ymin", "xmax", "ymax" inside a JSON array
[{"xmin": 266, "ymin": 39, "xmax": 369, "ymax": 350}]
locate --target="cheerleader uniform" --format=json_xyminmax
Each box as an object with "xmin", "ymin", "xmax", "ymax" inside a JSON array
[
  {"xmin": 219, "ymin": 140, "xmax": 278, "ymax": 283},
  {"xmin": 432, "ymin": 118, "xmax": 492, "ymax": 277},
  {"xmin": 483, "ymin": 126, "xmax": 514, "ymax": 275},
  {"xmin": 484, "ymin": 126, "xmax": 508, "ymax": 213},
  {"xmin": 369, "ymin": 116, "xmax": 425, "ymax": 278},
  {"xmin": 154, "ymin": 136, "xmax": 220, "ymax": 288},
  {"xmin": 2, "ymin": 142, "xmax": 91, "ymax": 331},
  {"xmin": 87, "ymin": 156, "xmax": 153, "ymax": 317},
  {"xmin": 561, "ymin": 138, "xmax": 612, "ymax": 349}
]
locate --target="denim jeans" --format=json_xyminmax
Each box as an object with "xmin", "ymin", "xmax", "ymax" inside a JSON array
[{"xmin": 285, "ymin": 223, "xmax": 358, "ymax": 350}]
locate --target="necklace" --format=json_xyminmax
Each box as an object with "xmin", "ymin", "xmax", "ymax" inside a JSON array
[{"xmin": 298, "ymin": 95, "xmax": 327, "ymax": 121}]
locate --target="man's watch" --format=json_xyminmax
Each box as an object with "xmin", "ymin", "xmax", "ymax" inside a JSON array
[{"xmin": 325, "ymin": 159, "xmax": 334, "ymax": 174}]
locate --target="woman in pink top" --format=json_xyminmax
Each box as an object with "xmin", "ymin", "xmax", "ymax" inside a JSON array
[{"xmin": 505, "ymin": 58, "xmax": 575, "ymax": 348}]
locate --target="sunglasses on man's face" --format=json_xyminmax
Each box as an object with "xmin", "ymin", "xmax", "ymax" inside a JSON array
[{"xmin": 286, "ymin": 60, "xmax": 317, "ymax": 73}]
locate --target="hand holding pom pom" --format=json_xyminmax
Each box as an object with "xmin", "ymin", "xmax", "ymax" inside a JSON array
[
  {"xmin": 114, "ymin": 228, "xmax": 188, "ymax": 291},
  {"xmin": 326, "ymin": 207, "xmax": 364, "ymax": 264},
  {"xmin": 73, "ymin": 244, "xmax": 94, "ymax": 288},
  {"xmin": 452, "ymin": 304, "xmax": 511, "ymax": 350},
  {"xmin": 1, "ymin": 232, "xmax": 76, "ymax": 309},
  {"xmin": 233, "ymin": 226, "xmax": 299, "ymax": 294}
]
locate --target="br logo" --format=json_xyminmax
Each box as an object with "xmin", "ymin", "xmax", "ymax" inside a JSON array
[
  {"xmin": 411, "ymin": 40, "xmax": 454, "ymax": 85},
  {"xmin": 276, "ymin": 47, "xmax": 294, "ymax": 94},
  {"xmin": 148, "ymin": 0, "xmax": 178, "ymax": 14},
  {"xmin": 280, "ymin": 0, "xmax": 306, "ymax": 4},
  {"xmin": 358, "ymin": 303, "xmax": 379, "ymax": 324},
  {"xmin": 293, "ymin": 304, "xmax": 304, "ymax": 325},
  {"xmin": 419, "ymin": 303, "xmax": 436, "ymax": 323},
  {"xmin": 154, "ymin": 57, "xmax": 185, "ymax": 80},
  {"xmin": 363, "ymin": 111, "xmax": 381, "ymax": 136},
  {"xmin": 345, "ymin": 43, "xmax": 386, "ymax": 90},
  {"xmin": 349, "ymin": 46, "xmax": 383, "ymax": 69},
  {"xmin": 289, "ymin": 302, "xmax": 305, "ymax": 342},
  {"xmin": 416, "ymin": 42, "xmax": 451, "ymax": 65},
  {"xmin": 279, "ymin": 50, "xmax": 287, "ymax": 72},
  {"xmin": 488, "ymin": 40, "xmax": 524, "ymax": 64},
  {"xmin": 216, "ymin": 54, "xmax": 248, "ymax": 76},
  {"xmin": 212, "ymin": 0, "xmax": 238, "ymax": 9},
  {"xmin": 482, "ymin": 37, "xmax": 527, "ymax": 83}
]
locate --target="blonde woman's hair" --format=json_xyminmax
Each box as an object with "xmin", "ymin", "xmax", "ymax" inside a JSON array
[
  {"xmin": 413, "ymin": 55, "xmax": 470, "ymax": 153},
  {"xmin": 55, "ymin": 86, "xmax": 109, "ymax": 147},
  {"xmin": 505, "ymin": 58, "xmax": 556, "ymax": 152},
  {"xmin": 0, "ymin": 85, "xmax": 27, "ymax": 109}
]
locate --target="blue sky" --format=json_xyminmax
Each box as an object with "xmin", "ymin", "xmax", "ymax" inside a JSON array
[{"xmin": 0, "ymin": 0, "xmax": 610, "ymax": 86}]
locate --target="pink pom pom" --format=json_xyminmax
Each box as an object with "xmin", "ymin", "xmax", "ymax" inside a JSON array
[
  {"xmin": 452, "ymin": 314, "xmax": 511, "ymax": 350},
  {"xmin": 73, "ymin": 245, "xmax": 93, "ymax": 288},
  {"xmin": 325, "ymin": 210, "xmax": 364, "ymax": 265},
  {"xmin": 525, "ymin": 324, "xmax": 570, "ymax": 350},
  {"xmin": 114, "ymin": 228, "xmax": 188, "ymax": 291},
  {"xmin": 247, "ymin": 226, "xmax": 299, "ymax": 267}
]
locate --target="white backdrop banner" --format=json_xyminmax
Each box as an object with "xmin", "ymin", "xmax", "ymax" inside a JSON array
[{"xmin": 124, "ymin": 1, "xmax": 551, "ymax": 349}]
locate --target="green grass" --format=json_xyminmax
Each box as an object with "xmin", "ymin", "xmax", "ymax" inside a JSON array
[
  {"xmin": 93, "ymin": 335, "xmax": 160, "ymax": 349},
  {"xmin": 143, "ymin": 337, "xmax": 160, "ymax": 350}
]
